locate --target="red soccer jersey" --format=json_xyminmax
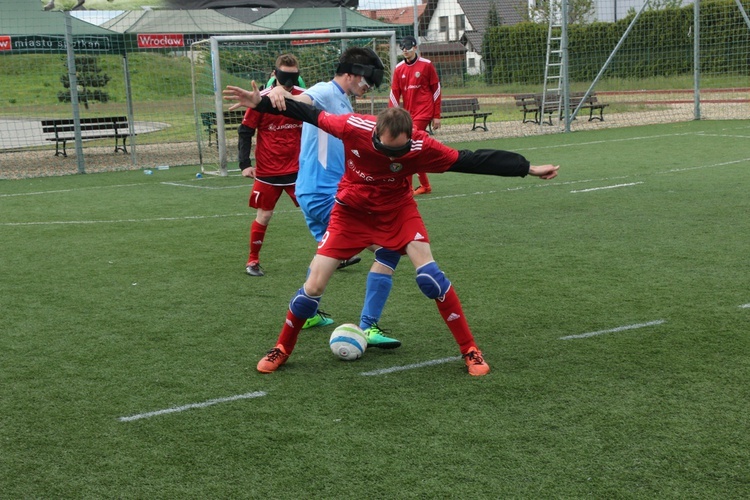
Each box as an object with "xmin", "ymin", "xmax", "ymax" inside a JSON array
[
  {"xmin": 315, "ymin": 112, "xmax": 459, "ymax": 214},
  {"xmin": 389, "ymin": 57, "xmax": 442, "ymax": 122},
  {"xmin": 241, "ymin": 86, "xmax": 304, "ymax": 177}
]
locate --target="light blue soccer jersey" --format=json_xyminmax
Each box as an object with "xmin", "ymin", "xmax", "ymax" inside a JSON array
[{"xmin": 295, "ymin": 81, "xmax": 353, "ymax": 198}]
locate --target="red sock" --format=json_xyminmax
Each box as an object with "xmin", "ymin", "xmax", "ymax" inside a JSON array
[
  {"xmin": 248, "ymin": 220, "xmax": 267, "ymax": 263},
  {"xmin": 435, "ymin": 287, "xmax": 476, "ymax": 354},
  {"xmin": 277, "ymin": 309, "xmax": 306, "ymax": 354},
  {"xmin": 418, "ymin": 172, "xmax": 430, "ymax": 188}
]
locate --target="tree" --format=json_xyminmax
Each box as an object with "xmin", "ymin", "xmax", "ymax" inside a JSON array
[
  {"xmin": 486, "ymin": 2, "xmax": 502, "ymax": 28},
  {"xmin": 526, "ymin": 0, "xmax": 596, "ymax": 24},
  {"xmin": 58, "ymin": 56, "xmax": 111, "ymax": 109}
]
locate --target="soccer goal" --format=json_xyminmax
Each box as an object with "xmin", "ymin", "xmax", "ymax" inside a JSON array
[{"xmin": 190, "ymin": 31, "xmax": 398, "ymax": 176}]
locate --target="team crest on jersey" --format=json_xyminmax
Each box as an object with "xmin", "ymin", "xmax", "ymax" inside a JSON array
[
  {"xmin": 389, "ymin": 162, "xmax": 403, "ymax": 172},
  {"xmin": 351, "ymin": 149, "xmax": 361, "ymax": 157},
  {"xmin": 415, "ymin": 71, "xmax": 421, "ymax": 78}
]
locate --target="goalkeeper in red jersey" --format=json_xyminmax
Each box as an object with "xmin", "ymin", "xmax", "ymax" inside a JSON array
[
  {"xmin": 389, "ymin": 35, "xmax": 441, "ymax": 196},
  {"xmin": 224, "ymin": 82, "xmax": 559, "ymax": 376}
]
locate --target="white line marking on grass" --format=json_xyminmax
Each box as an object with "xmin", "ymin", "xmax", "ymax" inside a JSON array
[
  {"xmin": 656, "ymin": 157, "xmax": 750, "ymax": 175},
  {"xmin": 560, "ymin": 320, "xmax": 666, "ymax": 340},
  {"xmin": 0, "ymin": 213, "xmax": 248, "ymax": 226},
  {"xmin": 1, "ymin": 207, "xmax": 304, "ymax": 227},
  {"xmin": 119, "ymin": 391, "xmax": 267, "ymax": 422},
  {"xmin": 520, "ymin": 132, "xmax": 707, "ymax": 152},
  {"xmin": 360, "ymin": 356, "xmax": 461, "ymax": 376},
  {"xmin": 160, "ymin": 181, "xmax": 246, "ymax": 190},
  {"xmin": 0, "ymin": 183, "xmax": 150, "ymax": 198},
  {"xmin": 570, "ymin": 182, "xmax": 643, "ymax": 193},
  {"xmin": 740, "ymin": 303, "xmax": 750, "ymax": 309}
]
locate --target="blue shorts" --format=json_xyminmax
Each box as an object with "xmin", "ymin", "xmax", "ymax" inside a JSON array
[{"xmin": 297, "ymin": 193, "xmax": 335, "ymax": 242}]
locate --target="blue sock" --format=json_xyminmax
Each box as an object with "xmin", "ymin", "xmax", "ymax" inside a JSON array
[{"xmin": 360, "ymin": 272, "xmax": 393, "ymax": 330}]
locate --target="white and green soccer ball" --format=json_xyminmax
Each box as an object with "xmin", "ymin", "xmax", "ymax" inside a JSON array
[{"xmin": 329, "ymin": 323, "xmax": 367, "ymax": 361}]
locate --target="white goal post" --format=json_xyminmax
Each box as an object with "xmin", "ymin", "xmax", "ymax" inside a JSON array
[{"xmin": 191, "ymin": 31, "xmax": 398, "ymax": 176}]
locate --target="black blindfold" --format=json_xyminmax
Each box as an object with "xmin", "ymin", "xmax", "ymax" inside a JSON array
[
  {"xmin": 336, "ymin": 62, "xmax": 384, "ymax": 88},
  {"xmin": 275, "ymin": 68, "xmax": 299, "ymax": 87},
  {"xmin": 372, "ymin": 132, "xmax": 412, "ymax": 158}
]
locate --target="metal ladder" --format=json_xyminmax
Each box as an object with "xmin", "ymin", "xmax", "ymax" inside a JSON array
[{"xmin": 540, "ymin": 1, "xmax": 563, "ymax": 126}]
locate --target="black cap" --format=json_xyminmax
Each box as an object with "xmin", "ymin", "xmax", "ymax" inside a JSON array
[{"xmin": 399, "ymin": 36, "xmax": 417, "ymax": 50}]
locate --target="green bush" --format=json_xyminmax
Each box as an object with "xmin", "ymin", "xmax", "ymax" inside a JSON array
[{"xmin": 482, "ymin": 0, "xmax": 750, "ymax": 85}]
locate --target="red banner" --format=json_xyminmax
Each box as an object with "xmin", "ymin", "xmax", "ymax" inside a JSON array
[
  {"xmin": 0, "ymin": 36, "xmax": 11, "ymax": 52},
  {"xmin": 137, "ymin": 34, "xmax": 185, "ymax": 49},
  {"xmin": 291, "ymin": 29, "xmax": 331, "ymax": 46}
]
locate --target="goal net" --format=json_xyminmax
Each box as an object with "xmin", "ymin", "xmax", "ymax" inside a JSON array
[{"xmin": 190, "ymin": 31, "xmax": 397, "ymax": 176}]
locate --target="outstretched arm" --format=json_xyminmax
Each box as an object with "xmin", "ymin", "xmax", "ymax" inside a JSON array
[
  {"xmin": 223, "ymin": 82, "xmax": 263, "ymax": 111},
  {"xmin": 224, "ymin": 82, "xmax": 323, "ymax": 126},
  {"xmin": 448, "ymin": 149, "xmax": 558, "ymax": 179}
]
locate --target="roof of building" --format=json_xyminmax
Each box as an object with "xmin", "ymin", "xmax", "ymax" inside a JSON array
[
  {"xmin": 0, "ymin": 0, "xmax": 120, "ymax": 36},
  {"xmin": 458, "ymin": 0, "xmax": 525, "ymax": 33},
  {"xmin": 357, "ymin": 3, "xmax": 428, "ymax": 25},
  {"xmin": 461, "ymin": 31, "xmax": 483, "ymax": 52},
  {"xmin": 101, "ymin": 9, "xmax": 269, "ymax": 33},
  {"xmin": 249, "ymin": 7, "xmax": 402, "ymax": 31},
  {"xmin": 418, "ymin": 41, "xmax": 467, "ymax": 56}
]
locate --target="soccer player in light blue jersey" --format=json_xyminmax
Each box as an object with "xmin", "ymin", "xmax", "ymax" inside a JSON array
[{"xmin": 266, "ymin": 47, "xmax": 401, "ymax": 349}]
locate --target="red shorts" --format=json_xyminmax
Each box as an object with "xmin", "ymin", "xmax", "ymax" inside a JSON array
[
  {"xmin": 317, "ymin": 202, "xmax": 430, "ymax": 260},
  {"xmin": 249, "ymin": 180, "xmax": 298, "ymax": 211}
]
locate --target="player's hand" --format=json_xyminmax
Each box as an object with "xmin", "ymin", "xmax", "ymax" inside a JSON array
[
  {"xmin": 529, "ymin": 164, "xmax": 559, "ymax": 180},
  {"xmin": 432, "ymin": 118, "xmax": 441, "ymax": 131},
  {"xmin": 241, "ymin": 166, "xmax": 256, "ymax": 178},
  {"xmin": 267, "ymin": 85, "xmax": 290, "ymax": 111},
  {"xmin": 223, "ymin": 82, "xmax": 260, "ymax": 111}
]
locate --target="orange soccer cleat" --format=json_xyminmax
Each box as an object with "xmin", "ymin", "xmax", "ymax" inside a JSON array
[
  {"xmin": 413, "ymin": 185, "xmax": 432, "ymax": 196},
  {"xmin": 462, "ymin": 347, "xmax": 490, "ymax": 376},
  {"xmin": 257, "ymin": 344, "xmax": 289, "ymax": 373}
]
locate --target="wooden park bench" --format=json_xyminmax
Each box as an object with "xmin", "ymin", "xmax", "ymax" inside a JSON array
[
  {"xmin": 439, "ymin": 97, "xmax": 492, "ymax": 131},
  {"xmin": 514, "ymin": 94, "xmax": 540, "ymax": 124},
  {"xmin": 355, "ymin": 97, "xmax": 492, "ymax": 133},
  {"xmin": 42, "ymin": 116, "xmax": 132, "ymax": 157},
  {"xmin": 516, "ymin": 92, "xmax": 609, "ymax": 125},
  {"xmin": 200, "ymin": 109, "xmax": 246, "ymax": 146},
  {"xmin": 576, "ymin": 92, "xmax": 609, "ymax": 122}
]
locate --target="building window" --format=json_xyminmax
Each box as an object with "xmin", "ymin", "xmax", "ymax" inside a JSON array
[
  {"xmin": 454, "ymin": 14, "xmax": 465, "ymax": 40},
  {"xmin": 468, "ymin": 57, "xmax": 475, "ymax": 68},
  {"xmin": 439, "ymin": 16, "xmax": 448, "ymax": 33},
  {"xmin": 455, "ymin": 14, "xmax": 465, "ymax": 30}
]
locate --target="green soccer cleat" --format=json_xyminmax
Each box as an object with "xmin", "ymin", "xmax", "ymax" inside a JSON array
[
  {"xmin": 363, "ymin": 323, "xmax": 401, "ymax": 349},
  {"xmin": 302, "ymin": 310, "xmax": 334, "ymax": 330}
]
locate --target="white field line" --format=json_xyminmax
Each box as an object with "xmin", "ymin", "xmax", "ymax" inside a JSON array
[
  {"xmin": 360, "ymin": 356, "xmax": 462, "ymax": 376},
  {"xmin": 520, "ymin": 131, "xmax": 707, "ymax": 152},
  {"xmin": 740, "ymin": 303, "xmax": 750, "ymax": 309},
  {"xmin": 159, "ymin": 181, "xmax": 247, "ymax": 190},
  {"xmin": 570, "ymin": 182, "xmax": 643, "ymax": 193},
  {"xmin": 119, "ymin": 391, "xmax": 267, "ymax": 422},
  {"xmin": 559, "ymin": 319, "xmax": 666, "ymax": 340},
  {"xmin": 0, "ymin": 208, "xmax": 303, "ymax": 226},
  {"xmin": 0, "ymin": 182, "xmax": 150, "ymax": 198},
  {"xmin": 1, "ymin": 213, "xmax": 247, "ymax": 226},
  {"xmin": 0, "ymin": 180, "xmax": 242, "ymax": 198}
]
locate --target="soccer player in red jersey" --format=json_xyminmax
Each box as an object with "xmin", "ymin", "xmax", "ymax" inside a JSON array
[
  {"xmin": 237, "ymin": 54, "xmax": 305, "ymax": 277},
  {"xmin": 389, "ymin": 35, "xmax": 441, "ymax": 196},
  {"xmin": 224, "ymin": 82, "xmax": 559, "ymax": 376}
]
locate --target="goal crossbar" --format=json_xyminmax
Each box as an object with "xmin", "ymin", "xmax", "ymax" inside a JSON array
[{"xmin": 193, "ymin": 31, "xmax": 397, "ymax": 175}]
